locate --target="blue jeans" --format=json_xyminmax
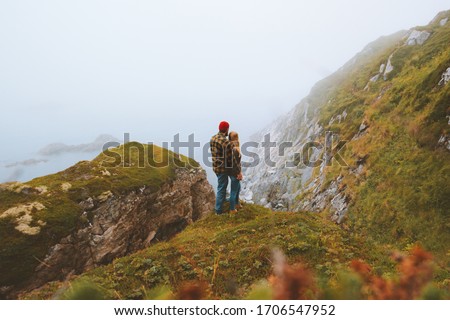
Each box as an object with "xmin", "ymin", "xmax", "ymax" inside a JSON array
[
  {"xmin": 215, "ymin": 173, "xmax": 229, "ymax": 214},
  {"xmin": 229, "ymin": 175, "xmax": 241, "ymax": 211}
]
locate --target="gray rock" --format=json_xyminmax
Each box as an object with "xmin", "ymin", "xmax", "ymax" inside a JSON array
[
  {"xmin": 383, "ymin": 54, "xmax": 394, "ymax": 80},
  {"xmin": 275, "ymin": 202, "xmax": 285, "ymax": 210},
  {"xmin": 405, "ymin": 30, "xmax": 431, "ymax": 46},
  {"xmin": 298, "ymin": 175, "xmax": 348, "ymax": 223},
  {"xmin": 365, "ymin": 73, "xmax": 380, "ymax": 91},
  {"xmin": 330, "ymin": 193, "xmax": 348, "ymax": 223},
  {"xmin": 440, "ymin": 18, "xmax": 448, "ymax": 26},
  {"xmin": 438, "ymin": 67, "xmax": 450, "ymax": 86},
  {"xmin": 438, "ymin": 135, "xmax": 450, "ymax": 151},
  {"xmin": 370, "ymin": 74, "xmax": 380, "ymax": 82},
  {"xmin": 79, "ymin": 197, "xmax": 95, "ymax": 210},
  {"xmin": 359, "ymin": 121, "xmax": 369, "ymax": 132},
  {"xmin": 342, "ymin": 110, "xmax": 348, "ymax": 120}
]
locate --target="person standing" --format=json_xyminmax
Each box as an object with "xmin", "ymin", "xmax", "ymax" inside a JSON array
[
  {"xmin": 228, "ymin": 131, "xmax": 243, "ymax": 214},
  {"xmin": 210, "ymin": 121, "xmax": 234, "ymax": 215}
]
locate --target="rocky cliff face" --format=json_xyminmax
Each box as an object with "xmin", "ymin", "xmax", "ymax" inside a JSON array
[
  {"xmin": 31, "ymin": 167, "xmax": 213, "ymax": 293},
  {"xmin": 242, "ymin": 10, "xmax": 450, "ymax": 240},
  {"xmin": 241, "ymin": 30, "xmax": 409, "ymax": 215},
  {"xmin": 0, "ymin": 143, "xmax": 214, "ymax": 298}
]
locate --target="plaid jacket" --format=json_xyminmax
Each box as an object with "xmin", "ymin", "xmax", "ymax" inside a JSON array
[{"xmin": 210, "ymin": 132, "xmax": 241, "ymax": 176}]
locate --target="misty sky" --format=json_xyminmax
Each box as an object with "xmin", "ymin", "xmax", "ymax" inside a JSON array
[{"xmin": 0, "ymin": 0, "xmax": 448, "ymax": 182}]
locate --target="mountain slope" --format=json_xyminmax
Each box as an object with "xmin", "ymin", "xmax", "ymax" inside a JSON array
[
  {"xmin": 242, "ymin": 11, "xmax": 450, "ymax": 260},
  {"xmin": 19, "ymin": 204, "xmax": 392, "ymax": 299},
  {"xmin": 21, "ymin": 203, "xmax": 448, "ymax": 300},
  {"xmin": 0, "ymin": 142, "xmax": 214, "ymax": 298},
  {"xmin": 3, "ymin": 10, "xmax": 450, "ymax": 301}
]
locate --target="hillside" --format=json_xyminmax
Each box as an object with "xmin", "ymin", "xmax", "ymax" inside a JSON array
[
  {"xmin": 21, "ymin": 203, "xmax": 448, "ymax": 299},
  {"xmin": 0, "ymin": 142, "xmax": 214, "ymax": 298},
  {"xmin": 2, "ymin": 11, "xmax": 450, "ymax": 301},
  {"xmin": 242, "ymin": 11, "xmax": 450, "ymax": 263}
]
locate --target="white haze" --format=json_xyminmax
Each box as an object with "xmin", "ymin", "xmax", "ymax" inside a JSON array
[{"xmin": 0, "ymin": 0, "xmax": 448, "ymax": 183}]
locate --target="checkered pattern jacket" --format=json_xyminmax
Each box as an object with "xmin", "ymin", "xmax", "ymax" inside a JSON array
[{"xmin": 210, "ymin": 132, "xmax": 241, "ymax": 176}]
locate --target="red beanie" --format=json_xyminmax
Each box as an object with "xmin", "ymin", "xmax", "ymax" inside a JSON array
[{"xmin": 219, "ymin": 121, "xmax": 230, "ymax": 132}]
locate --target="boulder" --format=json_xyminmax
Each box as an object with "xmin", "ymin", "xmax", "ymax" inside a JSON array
[
  {"xmin": 383, "ymin": 54, "xmax": 394, "ymax": 80},
  {"xmin": 438, "ymin": 67, "xmax": 450, "ymax": 86},
  {"xmin": 405, "ymin": 30, "xmax": 431, "ymax": 45}
]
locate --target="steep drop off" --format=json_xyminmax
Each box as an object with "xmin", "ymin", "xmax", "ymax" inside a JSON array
[
  {"xmin": 0, "ymin": 143, "xmax": 214, "ymax": 298},
  {"xmin": 242, "ymin": 11, "xmax": 450, "ymax": 257}
]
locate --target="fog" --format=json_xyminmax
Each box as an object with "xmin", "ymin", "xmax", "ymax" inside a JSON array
[{"xmin": 0, "ymin": 0, "xmax": 448, "ymax": 183}]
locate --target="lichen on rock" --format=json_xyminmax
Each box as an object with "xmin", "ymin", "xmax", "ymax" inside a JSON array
[
  {"xmin": 60, "ymin": 182, "xmax": 72, "ymax": 192},
  {"xmin": 0, "ymin": 202, "xmax": 46, "ymax": 235},
  {"xmin": 96, "ymin": 190, "xmax": 113, "ymax": 202}
]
